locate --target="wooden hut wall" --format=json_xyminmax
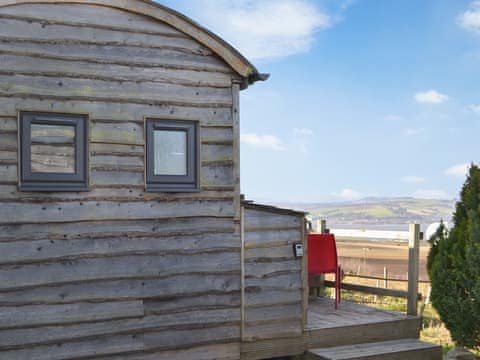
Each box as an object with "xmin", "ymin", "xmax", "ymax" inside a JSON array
[
  {"xmin": 241, "ymin": 205, "xmax": 306, "ymax": 359},
  {"xmin": 0, "ymin": 3, "xmax": 242, "ymax": 359}
]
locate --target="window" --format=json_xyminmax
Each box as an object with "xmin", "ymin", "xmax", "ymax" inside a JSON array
[
  {"xmin": 146, "ymin": 119, "xmax": 199, "ymax": 192},
  {"xmin": 19, "ymin": 111, "xmax": 88, "ymax": 191}
]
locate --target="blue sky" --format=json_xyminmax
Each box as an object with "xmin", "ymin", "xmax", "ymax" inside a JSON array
[{"xmin": 160, "ymin": 0, "xmax": 480, "ymax": 202}]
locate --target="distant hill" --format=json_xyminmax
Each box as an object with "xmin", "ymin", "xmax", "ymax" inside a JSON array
[{"xmin": 270, "ymin": 197, "xmax": 455, "ymax": 226}]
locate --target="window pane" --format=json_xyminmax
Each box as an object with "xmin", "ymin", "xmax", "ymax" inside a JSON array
[
  {"xmin": 154, "ymin": 130, "xmax": 187, "ymax": 176},
  {"xmin": 30, "ymin": 124, "xmax": 76, "ymax": 173}
]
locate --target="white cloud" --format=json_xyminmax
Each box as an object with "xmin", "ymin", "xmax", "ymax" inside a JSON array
[
  {"xmin": 445, "ymin": 163, "xmax": 470, "ymax": 178},
  {"xmin": 185, "ymin": 0, "xmax": 332, "ymax": 60},
  {"xmin": 293, "ymin": 127, "xmax": 314, "ymax": 136},
  {"xmin": 339, "ymin": 188, "xmax": 362, "ymax": 200},
  {"xmin": 403, "ymin": 127, "xmax": 424, "ymax": 136},
  {"xmin": 241, "ymin": 133, "xmax": 285, "ymax": 151},
  {"xmin": 412, "ymin": 189, "xmax": 451, "ymax": 200},
  {"xmin": 457, "ymin": 1, "xmax": 480, "ymax": 33},
  {"xmin": 401, "ymin": 176, "xmax": 426, "ymax": 184},
  {"xmin": 292, "ymin": 127, "xmax": 314, "ymax": 155},
  {"xmin": 414, "ymin": 90, "xmax": 449, "ymax": 104},
  {"xmin": 468, "ymin": 104, "xmax": 480, "ymax": 114}
]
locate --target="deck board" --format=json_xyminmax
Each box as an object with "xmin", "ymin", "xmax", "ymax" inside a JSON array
[{"xmin": 307, "ymin": 297, "xmax": 410, "ymax": 330}]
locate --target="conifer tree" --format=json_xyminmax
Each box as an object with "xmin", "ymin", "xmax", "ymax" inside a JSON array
[{"xmin": 427, "ymin": 164, "xmax": 480, "ymax": 349}]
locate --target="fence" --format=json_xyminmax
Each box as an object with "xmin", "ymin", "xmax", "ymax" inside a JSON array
[{"xmin": 313, "ymin": 220, "xmax": 424, "ymax": 316}]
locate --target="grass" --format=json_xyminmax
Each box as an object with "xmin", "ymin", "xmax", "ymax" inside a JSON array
[{"xmin": 324, "ymin": 276, "xmax": 456, "ymax": 353}]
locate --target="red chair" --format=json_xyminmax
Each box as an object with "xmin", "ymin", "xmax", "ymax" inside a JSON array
[{"xmin": 308, "ymin": 233, "xmax": 342, "ymax": 309}]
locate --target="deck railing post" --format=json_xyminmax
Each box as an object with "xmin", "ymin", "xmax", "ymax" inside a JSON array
[
  {"xmin": 316, "ymin": 219, "xmax": 327, "ymax": 234},
  {"xmin": 383, "ymin": 266, "xmax": 388, "ymax": 289},
  {"xmin": 407, "ymin": 223, "xmax": 420, "ymax": 316}
]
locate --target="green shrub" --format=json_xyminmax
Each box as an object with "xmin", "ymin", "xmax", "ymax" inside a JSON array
[{"xmin": 427, "ymin": 164, "xmax": 480, "ymax": 350}]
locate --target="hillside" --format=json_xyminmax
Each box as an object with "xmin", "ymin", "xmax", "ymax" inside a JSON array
[{"xmin": 273, "ymin": 197, "xmax": 455, "ymax": 226}]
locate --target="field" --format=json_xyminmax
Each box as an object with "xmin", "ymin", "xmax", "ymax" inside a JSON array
[
  {"xmin": 333, "ymin": 239, "xmax": 454, "ymax": 352},
  {"xmin": 336, "ymin": 238, "xmax": 430, "ymax": 280}
]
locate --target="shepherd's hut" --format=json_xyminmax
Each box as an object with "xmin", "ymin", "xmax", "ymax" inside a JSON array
[{"xmin": 0, "ymin": 1, "xmax": 442, "ymax": 359}]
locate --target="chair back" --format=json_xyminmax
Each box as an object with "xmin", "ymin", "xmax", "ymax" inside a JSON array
[{"xmin": 308, "ymin": 233, "xmax": 338, "ymax": 275}]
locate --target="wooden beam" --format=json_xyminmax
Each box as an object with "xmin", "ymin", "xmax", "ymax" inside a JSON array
[
  {"xmin": 301, "ymin": 217, "xmax": 308, "ymax": 330},
  {"xmin": 240, "ymin": 205, "xmax": 246, "ymax": 341},
  {"xmin": 324, "ymin": 280, "xmax": 422, "ymax": 300},
  {"xmin": 407, "ymin": 223, "xmax": 420, "ymax": 316}
]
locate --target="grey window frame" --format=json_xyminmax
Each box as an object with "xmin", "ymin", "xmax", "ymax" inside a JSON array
[
  {"xmin": 145, "ymin": 119, "xmax": 199, "ymax": 192},
  {"xmin": 19, "ymin": 111, "xmax": 89, "ymax": 192}
]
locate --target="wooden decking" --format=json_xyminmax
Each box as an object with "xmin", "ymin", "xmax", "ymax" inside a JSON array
[
  {"xmin": 307, "ymin": 297, "xmax": 414, "ymax": 329},
  {"xmin": 305, "ymin": 298, "xmax": 421, "ymax": 349},
  {"xmin": 241, "ymin": 297, "xmax": 422, "ymax": 359}
]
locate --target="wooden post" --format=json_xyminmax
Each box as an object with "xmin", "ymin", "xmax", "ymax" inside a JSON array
[
  {"xmin": 383, "ymin": 266, "xmax": 388, "ymax": 289},
  {"xmin": 407, "ymin": 223, "xmax": 420, "ymax": 316},
  {"xmin": 319, "ymin": 219, "xmax": 327, "ymax": 296},
  {"xmin": 316, "ymin": 219, "xmax": 327, "ymax": 233},
  {"xmin": 301, "ymin": 216, "xmax": 308, "ymax": 329},
  {"xmin": 240, "ymin": 205, "xmax": 245, "ymax": 341}
]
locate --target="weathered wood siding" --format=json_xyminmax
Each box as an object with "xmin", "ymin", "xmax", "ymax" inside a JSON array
[
  {"xmin": 0, "ymin": 3, "xmax": 241, "ymax": 359},
  {"xmin": 241, "ymin": 204, "xmax": 306, "ymax": 359}
]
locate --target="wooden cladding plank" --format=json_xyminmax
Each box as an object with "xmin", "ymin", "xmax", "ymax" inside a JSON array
[
  {"xmin": 91, "ymin": 123, "xmax": 236, "ymax": 148},
  {"xmin": 243, "ymin": 319, "xmax": 303, "ymax": 341},
  {"xmin": 0, "ymin": 308, "xmax": 239, "ymax": 350},
  {"xmin": 0, "ymin": 273, "xmax": 240, "ymax": 306},
  {"xmin": 0, "ymin": 4, "xmax": 184, "ymax": 36},
  {"xmin": 245, "ymin": 209, "xmax": 301, "ymax": 230},
  {"xmin": 246, "ymin": 289, "xmax": 302, "ymax": 308},
  {"xmin": 144, "ymin": 293, "xmax": 240, "ymax": 315},
  {"xmin": 0, "ymin": 74, "xmax": 233, "ymax": 106},
  {"xmin": 0, "ymin": 97, "xmax": 233, "ymax": 125},
  {"xmin": 0, "ymin": 42, "xmax": 230, "ymax": 73},
  {"xmin": 144, "ymin": 325, "xmax": 240, "ymax": 351},
  {"xmin": 245, "ymin": 260, "xmax": 301, "ymax": 278},
  {"xmin": 0, "ymin": 150, "xmax": 17, "ymax": 164},
  {"xmin": 0, "ymin": 232, "xmax": 239, "ymax": 265},
  {"xmin": 0, "ymin": 184, "xmax": 234, "ymax": 202},
  {"xmin": 91, "ymin": 155, "xmax": 144, "ymax": 170},
  {"xmin": 91, "ymin": 122, "xmax": 144, "ymax": 145},
  {"xmin": 0, "ymin": 252, "xmax": 240, "ymax": 291},
  {"xmin": 202, "ymin": 164, "xmax": 234, "ymax": 187},
  {"xmin": 245, "ymin": 273, "xmax": 302, "ymax": 291},
  {"xmin": 103, "ymin": 343, "xmax": 241, "ymax": 360},
  {"xmin": 0, "ymin": 301, "xmax": 143, "ymax": 329},
  {"xmin": 244, "ymin": 229, "xmax": 302, "ymax": 248},
  {"xmin": 245, "ymin": 244, "xmax": 297, "ymax": 261},
  {"xmin": 0, "ymin": 117, "xmax": 17, "ymax": 131},
  {"xmin": 0, "ymin": 17, "xmax": 211, "ymax": 54},
  {"xmin": 0, "ymin": 133, "xmax": 16, "ymax": 151},
  {"xmin": 0, "ymin": 199, "xmax": 235, "ymax": 224},
  {"xmin": 0, "ymin": 217, "xmax": 234, "ymax": 242},
  {"xmin": 0, "ymin": 334, "xmax": 143, "ymax": 360},
  {"xmin": 245, "ymin": 304, "xmax": 302, "ymax": 324},
  {"xmin": 241, "ymin": 336, "xmax": 305, "ymax": 359},
  {"xmin": 202, "ymin": 126, "xmax": 234, "ymax": 143},
  {"xmin": 201, "ymin": 143, "xmax": 233, "ymax": 163},
  {"xmin": 91, "ymin": 143, "xmax": 144, "ymax": 156},
  {"xmin": 0, "ymin": 53, "xmax": 232, "ymax": 87},
  {"xmin": 91, "ymin": 170, "xmax": 144, "ymax": 187},
  {"xmin": 0, "ymin": 164, "xmax": 17, "ymax": 183},
  {"xmin": 92, "ymin": 164, "xmax": 235, "ymax": 188}
]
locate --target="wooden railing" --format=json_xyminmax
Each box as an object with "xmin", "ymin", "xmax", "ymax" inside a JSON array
[{"xmin": 313, "ymin": 221, "xmax": 423, "ymax": 316}]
